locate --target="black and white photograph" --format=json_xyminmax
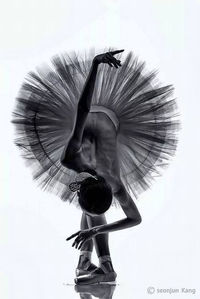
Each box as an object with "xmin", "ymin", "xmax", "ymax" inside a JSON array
[{"xmin": 1, "ymin": 1, "xmax": 199, "ymax": 298}]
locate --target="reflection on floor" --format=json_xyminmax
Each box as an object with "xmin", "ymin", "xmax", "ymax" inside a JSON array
[{"xmin": 74, "ymin": 284, "xmax": 116, "ymax": 299}]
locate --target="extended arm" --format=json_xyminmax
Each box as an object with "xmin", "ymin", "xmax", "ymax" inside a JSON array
[
  {"xmin": 67, "ymin": 183, "xmax": 142, "ymax": 250},
  {"xmin": 60, "ymin": 61, "xmax": 99, "ymax": 168},
  {"xmin": 60, "ymin": 50, "xmax": 124, "ymax": 170},
  {"xmin": 94, "ymin": 184, "xmax": 142, "ymax": 235},
  {"xmin": 70, "ymin": 61, "xmax": 99, "ymax": 143}
]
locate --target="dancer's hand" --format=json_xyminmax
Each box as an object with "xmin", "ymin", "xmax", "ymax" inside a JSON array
[
  {"xmin": 93, "ymin": 49, "xmax": 124, "ymax": 68},
  {"xmin": 66, "ymin": 228, "xmax": 98, "ymax": 250}
]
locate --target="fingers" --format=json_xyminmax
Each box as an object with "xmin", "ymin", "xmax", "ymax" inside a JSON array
[
  {"xmin": 109, "ymin": 49, "xmax": 124, "ymax": 55},
  {"xmin": 107, "ymin": 61, "xmax": 113, "ymax": 67},
  {"xmin": 72, "ymin": 235, "xmax": 83, "ymax": 248},
  {"xmin": 73, "ymin": 236, "xmax": 86, "ymax": 250},
  {"xmin": 107, "ymin": 53, "xmax": 120, "ymax": 68},
  {"xmin": 94, "ymin": 49, "xmax": 124, "ymax": 68},
  {"xmin": 72, "ymin": 235, "xmax": 82, "ymax": 247},
  {"xmin": 66, "ymin": 231, "xmax": 79, "ymax": 241},
  {"xmin": 78, "ymin": 240, "xmax": 86, "ymax": 250},
  {"xmin": 71, "ymin": 234, "xmax": 87, "ymax": 250},
  {"xmin": 66, "ymin": 229, "xmax": 91, "ymax": 250},
  {"xmin": 105, "ymin": 53, "xmax": 121, "ymax": 68}
]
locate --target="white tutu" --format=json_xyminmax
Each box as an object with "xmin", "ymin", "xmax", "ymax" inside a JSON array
[{"xmin": 12, "ymin": 50, "xmax": 180, "ymax": 206}]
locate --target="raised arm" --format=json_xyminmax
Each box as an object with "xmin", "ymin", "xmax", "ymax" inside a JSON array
[
  {"xmin": 61, "ymin": 50, "xmax": 124, "ymax": 169},
  {"xmin": 60, "ymin": 61, "xmax": 98, "ymax": 167}
]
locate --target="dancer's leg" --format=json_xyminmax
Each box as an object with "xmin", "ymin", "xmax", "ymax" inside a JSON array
[
  {"xmin": 80, "ymin": 212, "xmax": 93, "ymax": 252},
  {"xmin": 75, "ymin": 214, "xmax": 117, "ymax": 284},
  {"xmin": 76, "ymin": 213, "xmax": 97, "ymax": 276},
  {"xmin": 86, "ymin": 214, "xmax": 115, "ymax": 274}
]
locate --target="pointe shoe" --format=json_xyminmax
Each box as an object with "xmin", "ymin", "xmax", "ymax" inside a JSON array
[
  {"xmin": 75, "ymin": 262, "xmax": 98, "ymax": 277},
  {"xmin": 75, "ymin": 268, "xmax": 117, "ymax": 285}
]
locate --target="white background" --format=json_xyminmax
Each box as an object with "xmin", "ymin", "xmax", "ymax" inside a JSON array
[{"xmin": 0, "ymin": 0, "xmax": 200, "ymax": 298}]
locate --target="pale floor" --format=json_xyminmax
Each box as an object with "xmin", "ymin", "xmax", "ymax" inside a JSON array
[{"xmin": 33, "ymin": 281, "xmax": 199, "ymax": 299}]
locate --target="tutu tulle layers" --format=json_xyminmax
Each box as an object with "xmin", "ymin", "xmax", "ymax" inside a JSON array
[{"xmin": 12, "ymin": 50, "xmax": 179, "ymax": 205}]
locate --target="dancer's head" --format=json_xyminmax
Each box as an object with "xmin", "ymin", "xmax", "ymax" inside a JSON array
[
  {"xmin": 78, "ymin": 175, "xmax": 112, "ymax": 215},
  {"xmin": 69, "ymin": 169, "xmax": 112, "ymax": 215}
]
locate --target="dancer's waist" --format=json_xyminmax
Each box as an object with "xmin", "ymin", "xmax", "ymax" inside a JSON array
[{"xmin": 90, "ymin": 105, "xmax": 119, "ymax": 131}]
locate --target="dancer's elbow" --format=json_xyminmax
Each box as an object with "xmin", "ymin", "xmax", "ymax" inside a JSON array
[
  {"xmin": 135, "ymin": 215, "xmax": 142, "ymax": 225},
  {"xmin": 60, "ymin": 156, "xmax": 70, "ymax": 168},
  {"xmin": 60, "ymin": 150, "xmax": 74, "ymax": 168},
  {"xmin": 129, "ymin": 215, "xmax": 142, "ymax": 226},
  {"xmin": 60, "ymin": 156, "xmax": 81, "ymax": 172}
]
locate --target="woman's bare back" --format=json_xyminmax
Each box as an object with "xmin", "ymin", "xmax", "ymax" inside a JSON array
[{"xmin": 81, "ymin": 111, "xmax": 121, "ymax": 192}]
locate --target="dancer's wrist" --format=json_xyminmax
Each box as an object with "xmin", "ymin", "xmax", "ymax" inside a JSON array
[
  {"xmin": 92, "ymin": 227, "xmax": 99, "ymax": 236},
  {"xmin": 92, "ymin": 58, "xmax": 100, "ymax": 67},
  {"xmin": 92, "ymin": 225, "xmax": 106, "ymax": 235}
]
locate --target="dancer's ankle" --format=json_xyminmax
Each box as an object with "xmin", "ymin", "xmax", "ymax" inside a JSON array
[
  {"xmin": 77, "ymin": 250, "xmax": 92, "ymax": 270},
  {"xmin": 99, "ymin": 255, "xmax": 115, "ymax": 273}
]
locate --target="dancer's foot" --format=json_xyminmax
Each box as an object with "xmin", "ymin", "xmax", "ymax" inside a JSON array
[
  {"xmin": 75, "ymin": 261, "xmax": 117, "ymax": 285},
  {"xmin": 76, "ymin": 252, "xmax": 98, "ymax": 277},
  {"xmin": 75, "ymin": 267, "xmax": 117, "ymax": 285},
  {"xmin": 76, "ymin": 260, "xmax": 98, "ymax": 277}
]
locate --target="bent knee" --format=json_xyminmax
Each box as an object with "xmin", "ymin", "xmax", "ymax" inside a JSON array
[{"xmin": 136, "ymin": 215, "xmax": 142, "ymax": 225}]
